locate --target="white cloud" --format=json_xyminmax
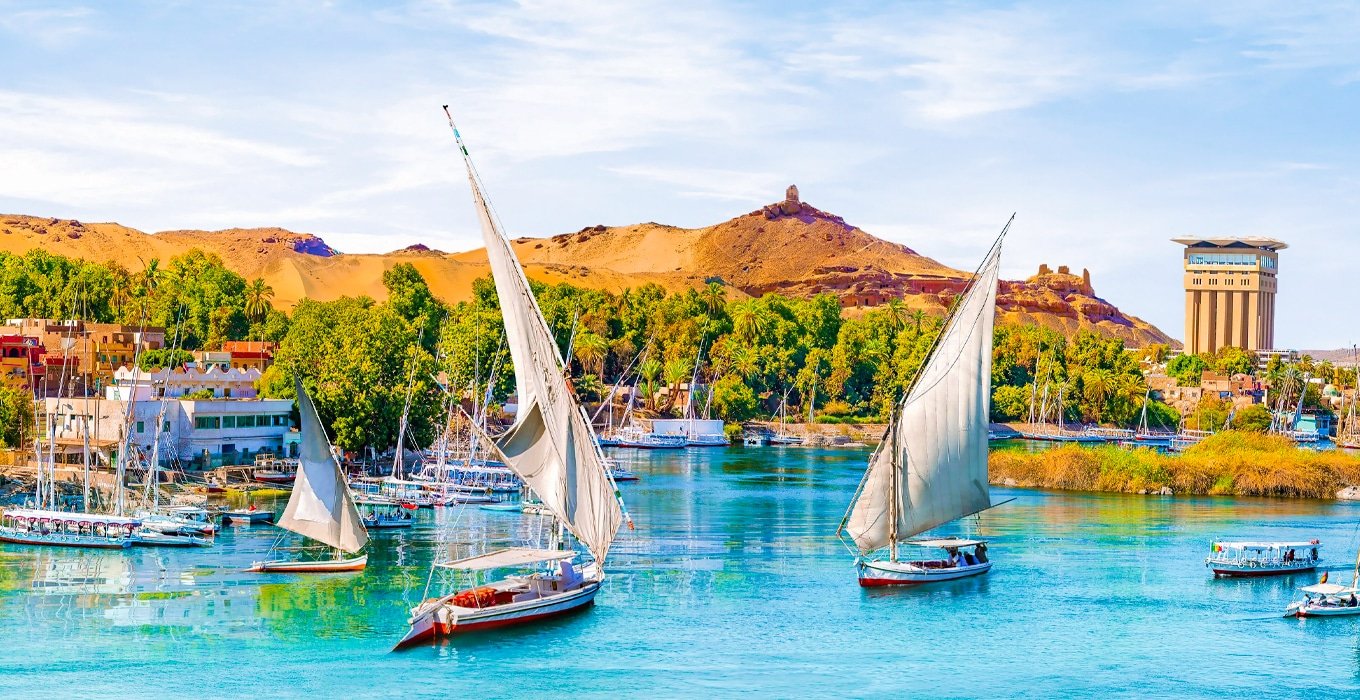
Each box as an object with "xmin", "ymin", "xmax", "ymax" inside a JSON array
[{"xmin": 0, "ymin": 5, "xmax": 95, "ymax": 47}]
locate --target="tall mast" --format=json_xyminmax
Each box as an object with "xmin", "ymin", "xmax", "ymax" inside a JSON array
[
  {"xmin": 887, "ymin": 410, "xmax": 900, "ymax": 563},
  {"xmin": 391, "ymin": 328, "xmax": 423, "ymax": 480}
]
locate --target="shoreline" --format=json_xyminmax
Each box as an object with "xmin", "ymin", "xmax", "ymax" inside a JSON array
[{"xmin": 988, "ymin": 432, "xmax": 1360, "ymax": 501}]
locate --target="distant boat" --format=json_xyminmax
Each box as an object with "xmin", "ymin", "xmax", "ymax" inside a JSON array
[
  {"xmin": 358, "ymin": 498, "xmax": 417, "ymax": 529},
  {"xmin": 837, "ymin": 218, "xmax": 1009, "ymax": 587},
  {"xmin": 0, "ymin": 509, "xmax": 139, "ymax": 549},
  {"xmin": 1287, "ymin": 538, "xmax": 1360, "ymax": 617},
  {"xmin": 221, "ymin": 507, "xmax": 274, "ymax": 525},
  {"xmin": 396, "ymin": 109, "xmax": 631, "ymax": 648},
  {"xmin": 1206, "ymin": 540, "xmax": 1319, "ymax": 577},
  {"xmin": 247, "ymin": 378, "xmax": 369, "ymax": 573}
]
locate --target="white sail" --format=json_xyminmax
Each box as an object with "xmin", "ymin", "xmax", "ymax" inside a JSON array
[
  {"xmin": 462, "ymin": 146, "xmax": 623, "ymax": 565},
  {"xmin": 843, "ymin": 232, "xmax": 1004, "ymax": 554},
  {"xmin": 276, "ymin": 379, "xmax": 368, "ymax": 554}
]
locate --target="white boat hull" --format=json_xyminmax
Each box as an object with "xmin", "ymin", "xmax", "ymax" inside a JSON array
[
  {"xmin": 395, "ymin": 577, "xmax": 601, "ymax": 649},
  {"xmin": 1292, "ymin": 603, "xmax": 1360, "ymax": 617},
  {"xmin": 1207, "ymin": 559, "xmax": 1317, "ymax": 577},
  {"xmin": 857, "ymin": 558, "xmax": 992, "ymax": 587},
  {"xmin": 247, "ymin": 554, "xmax": 368, "ymax": 573}
]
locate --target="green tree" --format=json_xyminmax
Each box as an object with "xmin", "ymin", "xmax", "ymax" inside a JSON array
[
  {"xmin": 137, "ymin": 348, "xmax": 196, "ymax": 370},
  {"xmin": 572, "ymin": 331, "xmax": 608, "ymax": 378},
  {"xmin": 1213, "ymin": 346, "xmax": 1256, "ymax": 376},
  {"xmin": 710, "ymin": 374, "xmax": 758, "ymax": 422},
  {"xmin": 0, "ymin": 385, "xmax": 33, "ymax": 448},
  {"xmin": 1233, "ymin": 403, "xmax": 1273, "ymax": 432},
  {"xmin": 1168, "ymin": 353, "xmax": 1210, "ymax": 387},
  {"xmin": 244, "ymin": 277, "xmax": 275, "ymax": 323}
]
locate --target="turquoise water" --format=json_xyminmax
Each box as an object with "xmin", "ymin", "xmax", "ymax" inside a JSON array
[{"xmin": 4, "ymin": 445, "xmax": 1360, "ymax": 698}]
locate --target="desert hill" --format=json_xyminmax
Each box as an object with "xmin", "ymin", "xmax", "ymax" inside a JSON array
[{"xmin": 1, "ymin": 187, "xmax": 1174, "ymax": 346}]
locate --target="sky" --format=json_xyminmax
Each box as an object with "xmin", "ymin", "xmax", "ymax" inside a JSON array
[{"xmin": 2, "ymin": 1, "xmax": 1358, "ymax": 349}]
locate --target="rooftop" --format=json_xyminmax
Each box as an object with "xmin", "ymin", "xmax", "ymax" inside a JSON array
[{"xmin": 1171, "ymin": 236, "xmax": 1288, "ymax": 251}]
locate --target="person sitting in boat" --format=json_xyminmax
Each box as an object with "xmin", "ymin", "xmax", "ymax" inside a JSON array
[
  {"xmin": 975, "ymin": 542, "xmax": 988, "ymax": 563},
  {"xmin": 1311, "ymin": 548, "xmax": 1319, "ymax": 561},
  {"xmin": 946, "ymin": 549, "xmax": 960, "ymax": 567}
]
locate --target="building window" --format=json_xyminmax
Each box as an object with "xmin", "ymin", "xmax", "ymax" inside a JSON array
[
  {"xmin": 136, "ymin": 421, "xmax": 144, "ymax": 433},
  {"xmin": 222, "ymin": 416, "xmax": 237, "ymax": 428},
  {"xmin": 194, "ymin": 416, "xmax": 221, "ymax": 430}
]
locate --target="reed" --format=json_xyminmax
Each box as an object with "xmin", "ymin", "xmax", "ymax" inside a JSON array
[{"xmin": 989, "ymin": 433, "xmax": 1360, "ymax": 499}]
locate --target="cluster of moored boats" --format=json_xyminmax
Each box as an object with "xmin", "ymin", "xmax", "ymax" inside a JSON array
[{"xmin": 1206, "ymin": 539, "xmax": 1360, "ymax": 618}]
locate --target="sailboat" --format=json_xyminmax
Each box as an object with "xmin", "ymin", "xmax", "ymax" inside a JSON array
[
  {"xmin": 394, "ymin": 108, "xmax": 629, "ymax": 648},
  {"xmin": 247, "ymin": 378, "xmax": 368, "ymax": 572},
  {"xmin": 837, "ymin": 221, "xmax": 1009, "ymax": 587}
]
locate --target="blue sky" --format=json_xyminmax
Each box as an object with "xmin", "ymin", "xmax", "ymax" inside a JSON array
[{"xmin": 2, "ymin": 1, "xmax": 1358, "ymax": 349}]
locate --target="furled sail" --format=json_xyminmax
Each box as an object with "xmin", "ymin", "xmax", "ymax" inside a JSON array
[
  {"xmin": 456, "ymin": 124, "xmax": 623, "ymax": 565},
  {"xmin": 276, "ymin": 378, "xmax": 368, "ymax": 553},
  {"xmin": 842, "ymin": 228, "xmax": 1005, "ymax": 554}
]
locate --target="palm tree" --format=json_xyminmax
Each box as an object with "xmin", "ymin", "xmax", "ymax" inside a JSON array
[
  {"xmin": 730, "ymin": 302, "xmax": 767, "ymax": 344},
  {"xmin": 639, "ymin": 358, "xmax": 662, "ymax": 410},
  {"xmin": 572, "ymin": 331, "xmax": 608, "ymax": 378},
  {"xmin": 244, "ymin": 277, "xmax": 275, "ymax": 323},
  {"xmin": 909, "ymin": 309, "xmax": 927, "ymax": 339},
  {"xmin": 731, "ymin": 345, "xmax": 759, "ymax": 381},
  {"xmin": 1082, "ymin": 368, "xmax": 1114, "ymax": 423},
  {"xmin": 660, "ymin": 357, "xmax": 692, "ymax": 414},
  {"xmin": 141, "ymin": 258, "xmax": 161, "ymax": 297},
  {"xmin": 885, "ymin": 299, "xmax": 907, "ymax": 333},
  {"xmin": 702, "ymin": 282, "xmax": 727, "ymax": 317}
]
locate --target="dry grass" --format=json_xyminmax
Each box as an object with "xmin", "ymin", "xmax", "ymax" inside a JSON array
[{"xmin": 990, "ymin": 432, "xmax": 1360, "ymax": 499}]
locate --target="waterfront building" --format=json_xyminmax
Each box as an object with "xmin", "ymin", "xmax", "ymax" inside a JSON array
[
  {"xmin": 1172, "ymin": 237, "xmax": 1286, "ymax": 355},
  {"xmin": 0, "ymin": 319, "xmax": 166, "ymax": 395},
  {"xmin": 41, "ymin": 394, "xmax": 293, "ymax": 470},
  {"xmin": 0, "ymin": 335, "xmax": 45, "ymax": 392},
  {"xmin": 107, "ymin": 365, "xmax": 262, "ymax": 400}
]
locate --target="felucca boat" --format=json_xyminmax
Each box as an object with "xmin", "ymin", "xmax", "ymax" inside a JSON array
[
  {"xmin": 394, "ymin": 108, "xmax": 630, "ymax": 648},
  {"xmin": 837, "ymin": 221, "xmax": 1009, "ymax": 586},
  {"xmin": 247, "ymin": 379, "xmax": 369, "ymax": 573}
]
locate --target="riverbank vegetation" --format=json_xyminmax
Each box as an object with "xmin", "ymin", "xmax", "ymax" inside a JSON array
[
  {"xmin": 2, "ymin": 248, "xmax": 1183, "ymax": 451},
  {"xmin": 990, "ymin": 433, "xmax": 1360, "ymax": 499}
]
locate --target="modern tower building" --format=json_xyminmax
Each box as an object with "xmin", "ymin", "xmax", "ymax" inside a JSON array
[{"xmin": 1172, "ymin": 237, "xmax": 1286, "ymax": 355}]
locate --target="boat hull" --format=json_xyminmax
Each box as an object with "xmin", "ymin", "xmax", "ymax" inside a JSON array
[
  {"xmin": 1208, "ymin": 560, "xmax": 1317, "ymax": 577},
  {"xmin": 395, "ymin": 579, "xmax": 601, "ymax": 649},
  {"xmin": 1293, "ymin": 603, "xmax": 1360, "ymax": 617},
  {"xmin": 857, "ymin": 559, "xmax": 993, "ymax": 587},
  {"xmin": 247, "ymin": 554, "xmax": 368, "ymax": 573},
  {"xmin": 0, "ymin": 530, "xmax": 132, "ymax": 549},
  {"xmin": 222, "ymin": 511, "xmax": 274, "ymax": 524}
]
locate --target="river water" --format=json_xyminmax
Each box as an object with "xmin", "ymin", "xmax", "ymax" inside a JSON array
[{"xmin": 3, "ymin": 445, "xmax": 1359, "ymax": 698}]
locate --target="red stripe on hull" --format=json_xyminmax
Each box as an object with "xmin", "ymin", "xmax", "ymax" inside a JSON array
[{"xmin": 443, "ymin": 598, "xmax": 595, "ymax": 634}]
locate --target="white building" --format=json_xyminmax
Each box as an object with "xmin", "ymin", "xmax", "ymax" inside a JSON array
[
  {"xmin": 107, "ymin": 365, "xmax": 262, "ymax": 400},
  {"xmin": 43, "ymin": 395, "xmax": 294, "ymax": 470}
]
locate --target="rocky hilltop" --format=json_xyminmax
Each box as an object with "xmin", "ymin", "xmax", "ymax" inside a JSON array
[{"xmin": 0, "ymin": 187, "xmax": 1174, "ymax": 346}]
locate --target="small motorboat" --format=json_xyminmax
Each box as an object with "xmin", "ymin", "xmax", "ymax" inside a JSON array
[
  {"xmin": 855, "ymin": 538, "xmax": 993, "ymax": 587},
  {"xmin": 248, "ymin": 554, "xmax": 369, "ymax": 573},
  {"xmin": 1286, "ymin": 582, "xmax": 1360, "ymax": 617},
  {"xmin": 1206, "ymin": 540, "xmax": 1320, "ymax": 577},
  {"xmin": 221, "ymin": 507, "xmax": 274, "ymax": 525},
  {"xmin": 480, "ymin": 502, "xmax": 523, "ymax": 513},
  {"xmin": 396, "ymin": 549, "xmax": 601, "ymax": 648}
]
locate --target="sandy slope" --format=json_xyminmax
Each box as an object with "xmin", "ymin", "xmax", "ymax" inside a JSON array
[{"xmin": 0, "ymin": 198, "xmax": 1175, "ymax": 346}]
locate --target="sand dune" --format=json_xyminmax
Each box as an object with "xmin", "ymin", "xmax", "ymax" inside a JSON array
[{"xmin": 0, "ymin": 192, "xmax": 1175, "ymax": 346}]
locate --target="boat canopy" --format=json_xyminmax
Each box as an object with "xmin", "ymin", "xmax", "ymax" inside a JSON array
[
  {"xmin": 436, "ymin": 547, "xmax": 577, "ymax": 572},
  {"xmin": 3, "ymin": 508, "xmax": 140, "ymax": 526},
  {"xmin": 1301, "ymin": 583, "xmax": 1356, "ymax": 595},
  {"xmin": 908, "ymin": 538, "xmax": 987, "ymax": 549},
  {"xmin": 1214, "ymin": 541, "xmax": 1319, "ymax": 550}
]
